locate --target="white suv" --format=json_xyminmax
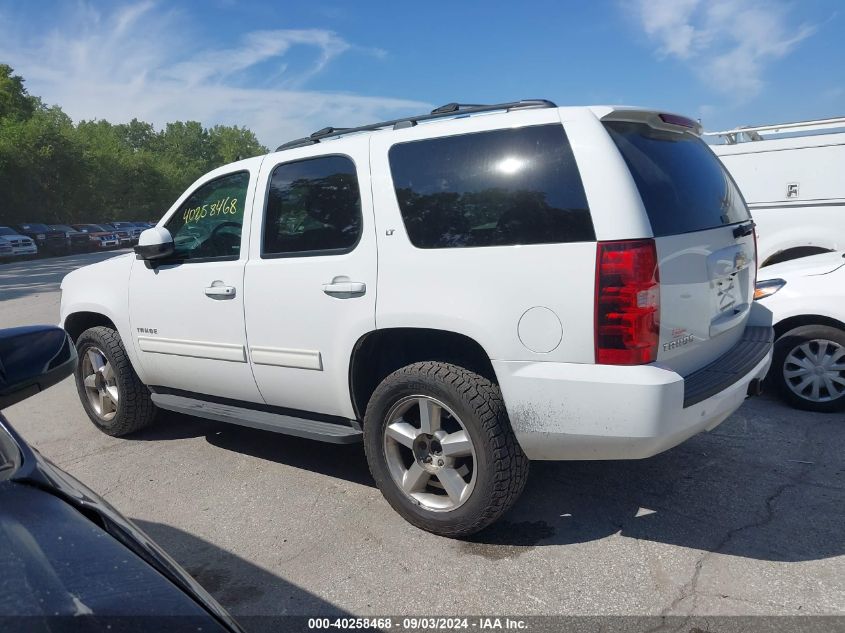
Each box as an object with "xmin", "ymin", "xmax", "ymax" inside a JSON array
[{"xmin": 60, "ymin": 101, "xmax": 773, "ymax": 536}]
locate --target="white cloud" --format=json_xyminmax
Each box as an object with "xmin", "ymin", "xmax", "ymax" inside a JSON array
[
  {"xmin": 0, "ymin": 2, "xmax": 428, "ymax": 147},
  {"xmin": 630, "ymin": 0, "xmax": 815, "ymax": 100}
]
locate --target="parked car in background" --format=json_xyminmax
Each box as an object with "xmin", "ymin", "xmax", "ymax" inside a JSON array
[
  {"xmin": 48, "ymin": 224, "xmax": 92, "ymax": 254},
  {"xmin": 14, "ymin": 223, "xmax": 68, "ymax": 256},
  {"xmin": 0, "ymin": 325, "xmax": 242, "ymax": 631},
  {"xmin": 755, "ymin": 251, "xmax": 845, "ymax": 412},
  {"xmin": 706, "ymin": 116, "xmax": 845, "ymax": 266},
  {"xmin": 71, "ymin": 224, "xmax": 121, "ymax": 250},
  {"xmin": 0, "ymin": 238, "xmax": 13, "ymax": 261},
  {"xmin": 61, "ymin": 101, "xmax": 773, "ymax": 536},
  {"xmin": 109, "ymin": 221, "xmax": 144, "ymax": 244},
  {"xmin": 0, "ymin": 226, "xmax": 37, "ymax": 258},
  {"xmin": 99, "ymin": 222, "xmax": 135, "ymax": 246}
]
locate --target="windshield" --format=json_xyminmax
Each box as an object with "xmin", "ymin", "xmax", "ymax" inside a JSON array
[
  {"xmin": 50, "ymin": 225, "xmax": 74, "ymax": 232},
  {"xmin": 0, "ymin": 227, "xmax": 18, "ymax": 236},
  {"xmin": 604, "ymin": 121, "xmax": 750, "ymax": 236},
  {"xmin": 74, "ymin": 225, "xmax": 101, "ymax": 232},
  {"xmin": 19, "ymin": 223, "xmax": 50, "ymax": 232}
]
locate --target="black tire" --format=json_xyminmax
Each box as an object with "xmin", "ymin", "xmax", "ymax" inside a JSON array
[
  {"xmin": 363, "ymin": 361, "xmax": 529, "ymax": 537},
  {"xmin": 74, "ymin": 326, "xmax": 157, "ymax": 436},
  {"xmin": 770, "ymin": 324, "xmax": 845, "ymax": 413}
]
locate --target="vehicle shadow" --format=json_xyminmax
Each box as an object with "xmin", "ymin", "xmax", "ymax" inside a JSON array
[
  {"xmin": 133, "ymin": 397, "xmax": 844, "ymax": 563},
  {"xmin": 132, "ymin": 410, "xmax": 376, "ymax": 488},
  {"xmin": 466, "ymin": 396, "xmax": 845, "ymax": 563},
  {"xmin": 0, "ymin": 250, "xmax": 130, "ymax": 301},
  {"xmin": 133, "ymin": 519, "xmax": 350, "ymax": 628}
]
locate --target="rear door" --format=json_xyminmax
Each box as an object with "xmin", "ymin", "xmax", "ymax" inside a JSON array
[
  {"xmin": 603, "ymin": 115, "xmax": 755, "ymax": 376},
  {"xmin": 243, "ymin": 138, "xmax": 376, "ymax": 419}
]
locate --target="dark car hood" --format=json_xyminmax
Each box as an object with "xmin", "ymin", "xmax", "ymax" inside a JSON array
[{"xmin": 0, "ymin": 417, "xmax": 242, "ymax": 631}]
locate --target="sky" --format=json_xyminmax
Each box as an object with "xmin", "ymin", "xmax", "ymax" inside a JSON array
[{"xmin": 0, "ymin": 0, "xmax": 842, "ymax": 147}]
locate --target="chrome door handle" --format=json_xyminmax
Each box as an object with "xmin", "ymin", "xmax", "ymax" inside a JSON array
[
  {"xmin": 205, "ymin": 284, "xmax": 236, "ymax": 298},
  {"xmin": 322, "ymin": 281, "xmax": 366, "ymax": 296}
]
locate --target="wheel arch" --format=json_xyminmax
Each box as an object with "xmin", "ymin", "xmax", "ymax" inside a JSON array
[
  {"xmin": 774, "ymin": 314, "xmax": 845, "ymax": 340},
  {"xmin": 762, "ymin": 246, "xmax": 834, "ymax": 267},
  {"xmin": 64, "ymin": 311, "xmax": 118, "ymax": 342},
  {"xmin": 348, "ymin": 328, "xmax": 497, "ymax": 421}
]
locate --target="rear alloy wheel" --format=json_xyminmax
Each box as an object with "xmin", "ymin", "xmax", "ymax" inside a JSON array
[
  {"xmin": 383, "ymin": 395, "xmax": 478, "ymax": 512},
  {"xmin": 772, "ymin": 325, "xmax": 845, "ymax": 412},
  {"xmin": 364, "ymin": 361, "xmax": 528, "ymax": 537}
]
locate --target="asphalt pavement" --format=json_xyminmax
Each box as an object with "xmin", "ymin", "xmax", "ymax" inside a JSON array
[{"xmin": 1, "ymin": 250, "xmax": 843, "ymax": 621}]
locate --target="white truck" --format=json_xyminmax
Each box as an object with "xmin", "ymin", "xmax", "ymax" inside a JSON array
[
  {"xmin": 60, "ymin": 101, "xmax": 773, "ymax": 536},
  {"xmin": 707, "ymin": 117, "xmax": 845, "ymax": 266}
]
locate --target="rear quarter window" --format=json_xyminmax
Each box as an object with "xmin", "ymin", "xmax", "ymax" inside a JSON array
[
  {"xmin": 388, "ymin": 124, "xmax": 594, "ymax": 248},
  {"xmin": 604, "ymin": 121, "xmax": 750, "ymax": 236}
]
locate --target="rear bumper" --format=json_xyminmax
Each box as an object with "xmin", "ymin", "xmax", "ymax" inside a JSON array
[{"xmin": 495, "ymin": 326, "xmax": 773, "ymax": 460}]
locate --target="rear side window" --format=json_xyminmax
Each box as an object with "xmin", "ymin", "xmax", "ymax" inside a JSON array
[
  {"xmin": 262, "ymin": 155, "xmax": 362, "ymax": 257},
  {"xmin": 604, "ymin": 121, "xmax": 750, "ymax": 237},
  {"xmin": 389, "ymin": 124, "xmax": 593, "ymax": 248}
]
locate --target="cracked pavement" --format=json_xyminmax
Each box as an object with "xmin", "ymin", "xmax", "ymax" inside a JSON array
[{"xmin": 1, "ymin": 251, "xmax": 843, "ymax": 618}]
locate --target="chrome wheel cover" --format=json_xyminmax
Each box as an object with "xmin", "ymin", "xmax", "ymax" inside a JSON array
[
  {"xmin": 783, "ymin": 339, "xmax": 845, "ymax": 403},
  {"xmin": 383, "ymin": 395, "xmax": 477, "ymax": 512},
  {"xmin": 81, "ymin": 347, "xmax": 119, "ymax": 420}
]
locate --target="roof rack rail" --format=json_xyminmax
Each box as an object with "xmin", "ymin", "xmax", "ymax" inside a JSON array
[
  {"xmin": 704, "ymin": 116, "xmax": 845, "ymax": 144},
  {"xmin": 275, "ymin": 99, "xmax": 557, "ymax": 151}
]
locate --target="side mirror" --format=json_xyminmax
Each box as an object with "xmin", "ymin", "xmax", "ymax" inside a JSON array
[
  {"xmin": 0, "ymin": 326, "xmax": 77, "ymax": 409},
  {"xmin": 134, "ymin": 227, "xmax": 174, "ymax": 260}
]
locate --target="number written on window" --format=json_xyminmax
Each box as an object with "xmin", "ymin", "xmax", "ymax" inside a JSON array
[{"xmin": 164, "ymin": 171, "xmax": 250, "ymax": 261}]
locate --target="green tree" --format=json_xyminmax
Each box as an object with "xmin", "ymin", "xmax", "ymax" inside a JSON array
[
  {"xmin": 0, "ymin": 65, "xmax": 268, "ymax": 226},
  {"xmin": 0, "ymin": 64, "xmax": 38, "ymax": 121},
  {"xmin": 209, "ymin": 124, "xmax": 265, "ymax": 164}
]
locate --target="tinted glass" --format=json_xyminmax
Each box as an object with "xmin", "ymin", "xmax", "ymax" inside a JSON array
[
  {"xmin": 388, "ymin": 124, "xmax": 593, "ymax": 249},
  {"xmin": 604, "ymin": 121, "xmax": 750, "ymax": 237},
  {"xmin": 164, "ymin": 171, "xmax": 250, "ymax": 261},
  {"xmin": 263, "ymin": 155, "xmax": 361, "ymax": 256},
  {"xmin": 0, "ymin": 227, "xmax": 16, "ymax": 236},
  {"xmin": 19, "ymin": 224, "xmax": 49, "ymax": 232}
]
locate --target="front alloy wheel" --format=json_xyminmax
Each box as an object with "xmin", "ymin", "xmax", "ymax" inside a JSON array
[
  {"xmin": 74, "ymin": 326, "xmax": 157, "ymax": 436},
  {"xmin": 81, "ymin": 346, "xmax": 119, "ymax": 421}
]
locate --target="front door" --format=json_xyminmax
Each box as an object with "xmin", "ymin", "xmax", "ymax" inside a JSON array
[
  {"xmin": 129, "ymin": 166, "xmax": 264, "ymax": 403},
  {"xmin": 243, "ymin": 139, "xmax": 377, "ymax": 419}
]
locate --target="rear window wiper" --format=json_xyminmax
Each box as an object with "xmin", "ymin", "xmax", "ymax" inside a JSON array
[{"xmin": 733, "ymin": 221, "xmax": 755, "ymax": 238}]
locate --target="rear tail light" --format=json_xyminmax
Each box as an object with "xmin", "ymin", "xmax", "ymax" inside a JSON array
[{"xmin": 595, "ymin": 239, "xmax": 660, "ymax": 365}]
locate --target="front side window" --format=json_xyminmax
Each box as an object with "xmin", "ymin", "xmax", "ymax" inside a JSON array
[
  {"xmin": 262, "ymin": 155, "xmax": 362, "ymax": 257},
  {"xmin": 388, "ymin": 124, "xmax": 594, "ymax": 249},
  {"xmin": 164, "ymin": 171, "xmax": 250, "ymax": 261}
]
